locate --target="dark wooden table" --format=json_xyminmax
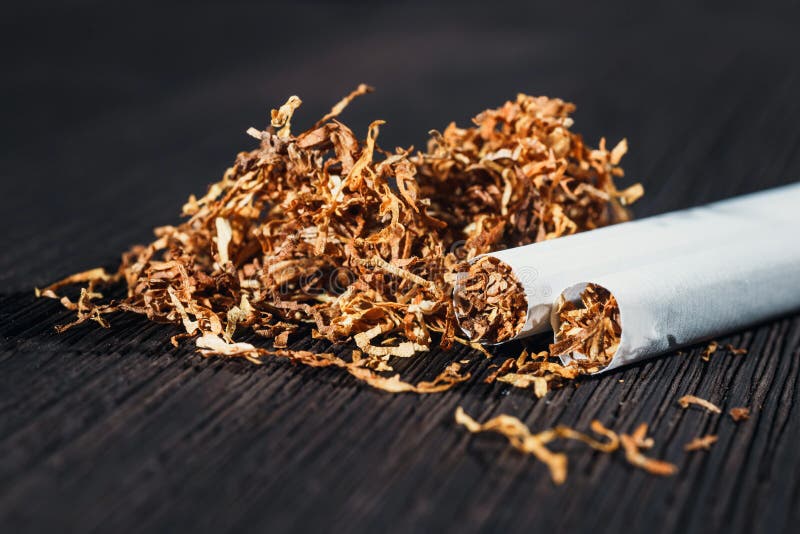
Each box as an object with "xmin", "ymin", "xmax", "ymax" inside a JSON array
[{"xmin": 3, "ymin": 2, "xmax": 800, "ymax": 533}]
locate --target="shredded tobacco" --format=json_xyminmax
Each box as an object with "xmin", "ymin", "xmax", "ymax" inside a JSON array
[
  {"xmin": 38, "ymin": 86, "xmax": 639, "ymax": 393},
  {"xmin": 550, "ymin": 284, "xmax": 621, "ymax": 371},
  {"xmin": 678, "ymin": 395, "xmax": 722, "ymax": 414},
  {"xmin": 483, "ymin": 348, "xmax": 583, "ymax": 398},
  {"xmin": 454, "ymin": 407, "xmax": 619, "ymax": 484},
  {"xmin": 684, "ymin": 434, "xmax": 718, "ymax": 451},
  {"xmin": 729, "ymin": 407, "xmax": 750, "ymax": 422},
  {"xmin": 456, "ymin": 408, "xmax": 682, "ymax": 481},
  {"xmin": 453, "ymin": 256, "xmax": 527, "ymax": 344}
]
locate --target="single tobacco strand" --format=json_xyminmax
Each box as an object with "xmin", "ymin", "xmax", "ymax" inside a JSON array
[
  {"xmin": 619, "ymin": 424, "xmax": 677, "ymax": 476},
  {"xmin": 684, "ymin": 434, "xmax": 718, "ymax": 451},
  {"xmin": 678, "ymin": 395, "xmax": 722, "ymax": 414}
]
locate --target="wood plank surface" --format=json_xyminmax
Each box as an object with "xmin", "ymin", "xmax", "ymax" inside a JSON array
[{"xmin": 2, "ymin": 2, "xmax": 800, "ymax": 533}]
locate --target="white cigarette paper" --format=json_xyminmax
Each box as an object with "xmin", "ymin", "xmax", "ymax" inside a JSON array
[{"xmin": 455, "ymin": 183, "xmax": 800, "ymax": 370}]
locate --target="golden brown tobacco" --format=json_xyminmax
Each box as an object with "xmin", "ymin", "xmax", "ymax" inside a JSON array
[
  {"xmin": 39, "ymin": 86, "xmax": 639, "ymax": 393},
  {"xmin": 550, "ymin": 284, "xmax": 621, "ymax": 371}
]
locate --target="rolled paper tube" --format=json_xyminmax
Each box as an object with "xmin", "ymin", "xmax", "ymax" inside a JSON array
[{"xmin": 453, "ymin": 183, "xmax": 800, "ymax": 345}]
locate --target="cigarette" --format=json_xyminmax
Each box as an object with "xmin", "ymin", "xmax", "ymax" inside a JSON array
[{"xmin": 454, "ymin": 183, "xmax": 800, "ymax": 370}]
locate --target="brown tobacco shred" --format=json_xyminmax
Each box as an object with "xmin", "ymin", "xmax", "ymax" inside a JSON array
[
  {"xmin": 729, "ymin": 407, "xmax": 750, "ymax": 422},
  {"xmin": 678, "ymin": 395, "xmax": 722, "ymax": 414},
  {"xmin": 550, "ymin": 284, "xmax": 621, "ymax": 371},
  {"xmin": 725, "ymin": 344, "xmax": 748, "ymax": 355},
  {"xmin": 453, "ymin": 256, "xmax": 527, "ymax": 343},
  {"xmin": 684, "ymin": 434, "xmax": 718, "ymax": 451},
  {"xmin": 455, "ymin": 407, "xmax": 619, "ymax": 484},
  {"xmin": 39, "ymin": 86, "xmax": 640, "ymax": 394}
]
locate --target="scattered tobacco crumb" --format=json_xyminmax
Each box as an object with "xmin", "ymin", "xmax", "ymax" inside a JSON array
[
  {"xmin": 684, "ymin": 434, "xmax": 718, "ymax": 451},
  {"xmin": 453, "ymin": 256, "xmax": 527, "ymax": 343},
  {"xmin": 550, "ymin": 284, "xmax": 621, "ymax": 372},
  {"xmin": 729, "ymin": 407, "xmax": 750, "ymax": 422},
  {"xmin": 483, "ymin": 349, "xmax": 583, "ymax": 398},
  {"xmin": 678, "ymin": 394, "xmax": 722, "ymax": 414},
  {"xmin": 38, "ymin": 86, "xmax": 640, "ymax": 394},
  {"xmin": 619, "ymin": 423, "xmax": 677, "ymax": 476},
  {"xmin": 701, "ymin": 341, "xmax": 719, "ymax": 361}
]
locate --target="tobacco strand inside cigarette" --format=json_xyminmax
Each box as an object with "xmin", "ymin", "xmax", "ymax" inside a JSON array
[
  {"xmin": 550, "ymin": 284, "xmax": 622, "ymax": 370},
  {"xmin": 453, "ymin": 256, "xmax": 527, "ymax": 343}
]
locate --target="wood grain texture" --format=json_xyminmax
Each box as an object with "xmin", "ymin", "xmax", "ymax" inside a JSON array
[{"xmin": 2, "ymin": 2, "xmax": 800, "ymax": 533}]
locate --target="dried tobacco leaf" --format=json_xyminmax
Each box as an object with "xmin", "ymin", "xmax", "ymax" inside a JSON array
[
  {"xmin": 678, "ymin": 395, "xmax": 722, "ymax": 414},
  {"xmin": 729, "ymin": 407, "xmax": 750, "ymax": 422},
  {"xmin": 39, "ymin": 87, "xmax": 640, "ymax": 394},
  {"xmin": 550, "ymin": 284, "xmax": 621, "ymax": 371},
  {"xmin": 684, "ymin": 434, "xmax": 718, "ymax": 452}
]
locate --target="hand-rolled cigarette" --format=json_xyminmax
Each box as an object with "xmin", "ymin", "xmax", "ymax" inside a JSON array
[{"xmin": 454, "ymin": 184, "xmax": 800, "ymax": 371}]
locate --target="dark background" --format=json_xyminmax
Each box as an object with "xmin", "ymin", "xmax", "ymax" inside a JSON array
[{"xmin": 2, "ymin": 1, "xmax": 800, "ymax": 533}]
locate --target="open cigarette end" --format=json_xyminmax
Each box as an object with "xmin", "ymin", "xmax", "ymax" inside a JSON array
[
  {"xmin": 550, "ymin": 284, "xmax": 621, "ymax": 372},
  {"xmin": 453, "ymin": 256, "xmax": 527, "ymax": 344}
]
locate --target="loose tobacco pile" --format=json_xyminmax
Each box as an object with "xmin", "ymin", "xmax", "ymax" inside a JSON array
[{"xmin": 39, "ymin": 85, "xmax": 641, "ymax": 394}]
